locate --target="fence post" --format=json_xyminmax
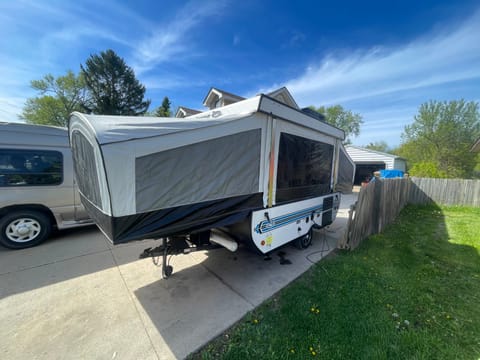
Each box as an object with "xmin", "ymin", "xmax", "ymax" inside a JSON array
[
  {"xmin": 372, "ymin": 180, "xmax": 383, "ymax": 233},
  {"xmin": 341, "ymin": 202, "xmax": 356, "ymax": 249}
]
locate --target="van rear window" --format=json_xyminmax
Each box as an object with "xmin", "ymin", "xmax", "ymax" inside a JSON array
[{"xmin": 0, "ymin": 149, "xmax": 63, "ymax": 187}]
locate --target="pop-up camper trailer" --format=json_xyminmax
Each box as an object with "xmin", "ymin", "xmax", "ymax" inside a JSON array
[{"xmin": 69, "ymin": 94, "xmax": 354, "ymax": 277}]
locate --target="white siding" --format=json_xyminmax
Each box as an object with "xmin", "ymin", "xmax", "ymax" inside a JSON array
[
  {"xmin": 393, "ymin": 158, "xmax": 406, "ymax": 172},
  {"xmin": 346, "ymin": 146, "xmax": 405, "ymax": 170}
]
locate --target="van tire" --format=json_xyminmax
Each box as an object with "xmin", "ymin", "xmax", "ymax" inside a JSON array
[{"xmin": 0, "ymin": 210, "xmax": 52, "ymax": 249}]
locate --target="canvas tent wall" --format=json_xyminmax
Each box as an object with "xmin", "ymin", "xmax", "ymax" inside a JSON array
[
  {"xmin": 335, "ymin": 143, "xmax": 355, "ymax": 193},
  {"xmin": 69, "ymin": 95, "xmax": 348, "ymax": 244}
]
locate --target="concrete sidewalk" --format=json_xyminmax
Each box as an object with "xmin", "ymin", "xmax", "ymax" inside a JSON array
[{"xmin": 0, "ymin": 194, "xmax": 356, "ymax": 360}]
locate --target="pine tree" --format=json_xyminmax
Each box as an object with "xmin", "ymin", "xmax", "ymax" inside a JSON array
[
  {"xmin": 81, "ymin": 49, "xmax": 150, "ymax": 115},
  {"xmin": 155, "ymin": 97, "xmax": 172, "ymax": 117}
]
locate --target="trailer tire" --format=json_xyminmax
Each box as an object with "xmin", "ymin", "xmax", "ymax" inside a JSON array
[{"xmin": 294, "ymin": 227, "xmax": 313, "ymax": 249}]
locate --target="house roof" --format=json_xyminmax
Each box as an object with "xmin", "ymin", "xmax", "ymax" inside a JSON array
[
  {"xmin": 175, "ymin": 106, "xmax": 201, "ymax": 118},
  {"xmin": 202, "ymin": 86, "xmax": 301, "ymax": 110},
  {"xmin": 265, "ymin": 87, "xmax": 299, "ymax": 109},
  {"xmin": 202, "ymin": 87, "xmax": 245, "ymax": 107},
  {"xmin": 345, "ymin": 145, "xmax": 406, "ymax": 161}
]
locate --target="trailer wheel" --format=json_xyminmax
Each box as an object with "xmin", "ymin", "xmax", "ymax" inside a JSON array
[{"xmin": 294, "ymin": 227, "xmax": 313, "ymax": 249}]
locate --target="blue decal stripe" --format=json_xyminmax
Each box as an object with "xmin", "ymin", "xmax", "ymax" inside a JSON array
[
  {"xmin": 255, "ymin": 205, "xmax": 324, "ymax": 234},
  {"xmin": 269, "ymin": 205, "xmax": 322, "ymax": 222}
]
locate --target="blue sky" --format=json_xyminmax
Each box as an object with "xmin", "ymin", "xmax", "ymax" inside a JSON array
[{"xmin": 1, "ymin": 0, "xmax": 479, "ymax": 147}]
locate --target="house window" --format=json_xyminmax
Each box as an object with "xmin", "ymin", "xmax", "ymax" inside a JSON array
[
  {"xmin": 0, "ymin": 149, "xmax": 63, "ymax": 187},
  {"xmin": 276, "ymin": 133, "xmax": 333, "ymax": 203}
]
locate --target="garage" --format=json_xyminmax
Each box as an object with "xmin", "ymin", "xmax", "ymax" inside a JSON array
[
  {"xmin": 354, "ymin": 162, "xmax": 386, "ymax": 184},
  {"xmin": 345, "ymin": 145, "xmax": 406, "ymax": 185}
]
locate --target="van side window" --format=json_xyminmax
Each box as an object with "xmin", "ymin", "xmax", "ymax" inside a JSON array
[{"xmin": 0, "ymin": 149, "xmax": 63, "ymax": 186}]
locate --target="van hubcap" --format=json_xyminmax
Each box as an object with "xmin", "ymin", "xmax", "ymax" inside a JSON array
[{"xmin": 6, "ymin": 218, "xmax": 41, "ymax": 243}]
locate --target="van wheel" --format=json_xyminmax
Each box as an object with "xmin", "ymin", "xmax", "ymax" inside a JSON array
[
  {"xmin": 294, "ymin": 227, "xmax": 313, "ymax": 249},
  {"xmin": 0, "ymin": 210, "xmax": 52, "ymax": 249}
]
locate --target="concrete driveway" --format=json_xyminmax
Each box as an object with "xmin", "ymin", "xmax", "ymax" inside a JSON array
[{"xmin": 0, "ymin": 194, "xmax": 357, "ymax": 360}]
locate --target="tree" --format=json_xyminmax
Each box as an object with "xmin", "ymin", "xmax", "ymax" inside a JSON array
[
  {"xmin": 408, "ymin": 161, "xmax": 448, "ymax": 178},
  {"xmin": 21, "ymin": 71, "xmax": 87, "ymax": 127},
  {"xmin": 310, "ymin": 105, "xmax": 363, "ymax": 144},
  {"xmin": 398, "ymin": 100, "xmax": 480, "ymax": 178},
  {"xmin": 365, "ymin": 141, "xmax": 390, "ymax": 153},
  {"xmin": 81, "ymin": 49, "xmax": 150, "ymax": 115},
  {"xmin": 155, "ymin": 97, "xmax": 171, "ymax": 117}
]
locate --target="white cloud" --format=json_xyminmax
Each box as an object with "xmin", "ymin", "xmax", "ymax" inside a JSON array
[
  {"xmin": 0, "ymin": 58, "xmax": 37, "ymax": 122},
  {"xmin": 0, "ymin": 0, "xmax": 154, "ymax": 122},
  {"xmin": 233, "ymin": 35, "xmax": 241, "ymax": 46},
  {"xmin": 0, "ymin": 0, "xmax": 150, "ymax": 67},
  {"xmin": 43, "ymin": 26, "xmax": 132, "ymax": 49},
  {"xmin": 259, "ymin": 10, "xmax": 480, "ymax": 146},
  {"xmin": 0, "ymin": 97, "xmax": 27, "ymax": 122},
  {"xmin": 132, "ymin": 0, "xmax": 226, "ymax": 75},
  {"xmin": 283, "ymin": 30, "xmax": 306, "ymax": 48},
  {"xmin": 282, "ymin": 11, "xmax": 480, "ymax": 107},
  {"xmin": 142, "ymin": 75, "xmax": 207, "ymax": 90}
]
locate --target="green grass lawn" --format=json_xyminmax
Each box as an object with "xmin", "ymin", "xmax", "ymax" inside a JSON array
[{"xmin": 191, "ymin": 205, "xmax": 480, "ymax": 359}]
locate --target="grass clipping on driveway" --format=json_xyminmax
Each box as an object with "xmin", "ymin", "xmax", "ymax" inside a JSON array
[{"xmin": 193, "ymin": 205, "xmax": 480, "ymax": 359}]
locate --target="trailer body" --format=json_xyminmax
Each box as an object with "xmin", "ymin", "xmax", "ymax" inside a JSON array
[{"xmin": 69, "ymin": 94, "xmax": 354, "ymax": 254}]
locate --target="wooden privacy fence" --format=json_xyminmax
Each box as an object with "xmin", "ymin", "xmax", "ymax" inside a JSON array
[
  {"xmin": 410, "ymin": 177, "xmax": 480, "ymax": 207},
  {"xmin": 341, "ymin": 177, "xmax": 480, "ymax": 249},
  {"xmin": 341, "ymin": 178, "xmax": 411, "ymax": 249}
]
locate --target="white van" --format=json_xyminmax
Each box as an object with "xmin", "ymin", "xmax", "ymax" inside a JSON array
[{"xmin": 0, "ymin": 122, "xmax": 92, "ymax": 249}]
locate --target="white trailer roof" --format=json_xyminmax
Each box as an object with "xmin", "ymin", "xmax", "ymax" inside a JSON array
[
  {"xmin": 70, "ymin": 113, "xmax": 251, "ymax": 145},
  {"xmin": 70, "ymin": 94, "xmax": 345, "ymax": 146}
]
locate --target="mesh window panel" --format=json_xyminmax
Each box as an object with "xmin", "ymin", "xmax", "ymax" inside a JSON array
[
  {"xmin": 337, "ymin": 147, "xmax": 355, "ymax": 193},
  {"xmin": 71, "ymin": 131, "xmax": 102, "ymax": 208},
  {"xmin": 136, "ymin": 129, "xmax": 261, "ymax": 212},
  {"xmin": 276, "ymin": 133, "xmax": 333, "ymax": 203}
]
